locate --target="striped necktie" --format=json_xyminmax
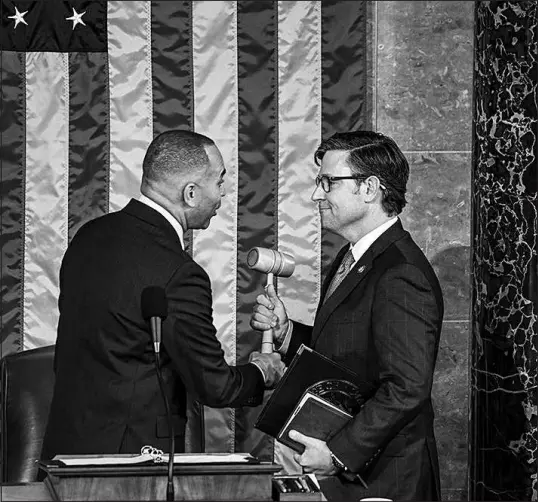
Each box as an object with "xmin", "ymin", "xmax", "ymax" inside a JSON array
[{"xmin": 323, "ymin": 249, "xmax": 355, "ymax": 303}]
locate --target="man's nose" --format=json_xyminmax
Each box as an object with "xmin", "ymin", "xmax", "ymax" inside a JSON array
[{"xmin": 311, "ymin": 184, "xmax": 325, "ymax": 202}]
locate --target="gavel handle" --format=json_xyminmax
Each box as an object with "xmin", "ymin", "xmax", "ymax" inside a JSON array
[
  {"xmin": 261, "ymin": 273, "xmax": 274, "ymax": 354},
  {"xmin": 261, "ymin": 330, "xmax": 273, "ymax": 354}
]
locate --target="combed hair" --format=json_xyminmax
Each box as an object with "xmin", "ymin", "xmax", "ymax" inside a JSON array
[
  {"xmin": 142, "ymin": 130, "xmax": 215, "ymax": 183},
  {"xmin": 314, "ymin": 131, "xmax": 409, "ymax": 216}
]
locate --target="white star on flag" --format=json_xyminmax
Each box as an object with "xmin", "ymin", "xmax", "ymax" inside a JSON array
[
  {"xmin": 8, "ymin": 6, "xmax": 29, "ymax": 28},
  {"xmin": 66, "ymin": 8, "xmax": 86, "ymax": 30}
]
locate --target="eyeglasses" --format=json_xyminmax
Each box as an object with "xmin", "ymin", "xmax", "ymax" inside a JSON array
[{"xmin": 315, "ymin": 174, "xmax": 368, "ymax": 193}]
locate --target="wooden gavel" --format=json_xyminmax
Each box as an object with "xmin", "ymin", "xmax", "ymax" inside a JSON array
[{"xmin": 247, "ymin": 247, "xmax": 295, "ymax": 353}]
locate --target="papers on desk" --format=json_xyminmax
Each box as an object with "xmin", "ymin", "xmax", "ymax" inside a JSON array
[
  {"xmin": 167, "ymin": 453, "xmax": 255, "ymax": 463},
  {"xmin": 53, "ymin": 454, "xmax": 154, "ymax": 466},
  {"xmin": 53, "ymin": 453, "xmax": 256, "ymax": 466}
]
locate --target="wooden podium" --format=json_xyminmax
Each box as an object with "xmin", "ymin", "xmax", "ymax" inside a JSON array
[{"xmin": 37, "ymin": 461, "xmax": 282, "ymax": 501}]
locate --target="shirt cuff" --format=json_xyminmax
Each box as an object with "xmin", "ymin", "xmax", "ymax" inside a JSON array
[
  {"xmin": 330, "ymin": 450, "xmax": 368, "ymax": 488},
  {"xmin": 275, "ymin": 320, "xmax": 293, "ymax": 355},
  {"xmin": 330, "ymin": 450, "xmax": 347, "ymax": 471}
]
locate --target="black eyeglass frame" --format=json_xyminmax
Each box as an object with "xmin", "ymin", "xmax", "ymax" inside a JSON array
[{"xmin": 315, "ymin": 174, "xmax": 369, "ymax": 193}]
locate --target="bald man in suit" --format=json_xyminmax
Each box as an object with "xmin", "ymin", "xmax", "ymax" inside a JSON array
[{"xmin": 42, "ymin": 130, "xmax": 285, "ymax": 460}]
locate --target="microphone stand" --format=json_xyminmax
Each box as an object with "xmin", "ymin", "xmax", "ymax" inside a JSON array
[{"xmin": 152, "ymin": 318, "xmax": 175, "ymax": 501}]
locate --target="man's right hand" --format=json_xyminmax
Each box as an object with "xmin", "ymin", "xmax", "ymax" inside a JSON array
[
  {"xmin": 249, "ymin": 351, "xmax": 286, "ymax": 389},
  {"xmin": 250, "ymin": 284, "xmax": 289, "ymax": 343}
]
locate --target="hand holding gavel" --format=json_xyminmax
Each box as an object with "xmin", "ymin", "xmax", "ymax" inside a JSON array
[{"xmin": 247, "ymin": 247, "xmax": 295, "ymax": 353}]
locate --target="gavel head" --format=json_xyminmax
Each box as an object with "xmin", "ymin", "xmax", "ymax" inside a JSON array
[{"xmin": 247, "ymin": 247, "xmax": 295, "ymax": 278}]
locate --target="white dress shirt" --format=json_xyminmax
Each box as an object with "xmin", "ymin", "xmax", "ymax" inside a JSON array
[{"xmin": 138, "ymin": 194, "xmax": 185, "ymax": 248}]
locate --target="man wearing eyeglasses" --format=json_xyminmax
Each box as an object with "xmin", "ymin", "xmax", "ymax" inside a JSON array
[{"xmin": 251, "ymin": 131, "xmax": 444, "ymax": 501}]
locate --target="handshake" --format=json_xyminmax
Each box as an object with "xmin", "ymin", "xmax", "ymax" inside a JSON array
[{"xmin": 248, "ymin": 282, "xmax": 291, "ymax": 389}]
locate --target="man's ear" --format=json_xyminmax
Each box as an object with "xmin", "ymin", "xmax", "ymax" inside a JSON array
[
  {"xmin": 183, "ymin": 183, "xmax": 198, "ymax": 208},
  {"xmin": 363, "ymin": 176, "xmax": 383, "ymax": 201}
]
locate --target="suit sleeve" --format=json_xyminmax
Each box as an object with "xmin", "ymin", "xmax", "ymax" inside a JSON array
[
  {"xmin": 162, "ymin": 260, "xmax": 264, "ymax": 408},
  {"xmin": 327, "ymin": 263, "xmax": 441, "ymax": 472},
  {"xmin": 283, "ymin": 321, "xmax": 313, "ymax": 366}
]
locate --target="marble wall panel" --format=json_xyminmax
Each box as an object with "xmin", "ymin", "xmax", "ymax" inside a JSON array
[
  {"xmin": 433, "ymin": 320, "xmax": 469, "ymax": 501},
  {"xmin": 401, "ymin": 152, "xmax": 471, "ymax": 320},
  {"xmin": 366, "ymin": 0, "xmax": 377, "ymax": 130},
  {"xmin": 376, "ymin": 1, "xmax": 473, "ymax": 151}
]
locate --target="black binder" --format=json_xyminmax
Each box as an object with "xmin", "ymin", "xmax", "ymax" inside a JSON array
[{"xmin": 255, "ymin": 344, "xmax": 376, "ymax": 447}]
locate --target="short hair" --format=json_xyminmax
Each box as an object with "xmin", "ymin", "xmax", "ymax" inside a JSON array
[
  {"xmin": 314, "ymin": 131, "xmax": 409, "ymax": 216},
  {"xmin": 142, "ymin": 130, "xmax": 215, "ymax": 183}
]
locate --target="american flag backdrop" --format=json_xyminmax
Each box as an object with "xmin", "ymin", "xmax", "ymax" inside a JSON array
[{"xmin": 1, "ymin": 0, "xmax": 370, "ymax": 468}]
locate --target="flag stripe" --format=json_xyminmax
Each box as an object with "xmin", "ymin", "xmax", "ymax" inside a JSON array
[
  {"xmin": 319, "ymin": 0, "xmax": 368, "ymax": 279},
  {"xmin": 192, "ymin": 0, "xmax": 238, "ymax": 453},
  {"xmin": 108, "ymin": 0, "xmax": 153, "ymax": 212},
  {"xmin": 68, "ymin": 52, "xmax": 109, "ymax": 241},
  {"xmin": 150, "ymin": 0, "xmax": 204, "ymax": 453},
  {"xmin": 235, "ymin": 0, "xmax": 278, "ymax": 369},
  {"xmin": 234, "ymin": 0, "xmax": 278, "ymax": 459},
  {"xmin": 277, "ymin": 1, "xmax": 322, "ymax": 325},
  {"xmin": 0, "ymin": 51, "xmax": 25, "ymax": 356},
  {"xmin": 150, "ymin": 0, "xmax": 194, "ymax": 255},
  {"xmin": 274, "ymin": 0, "xmax": 323, "ymax": 473},
  {"xmin": 24, "ymin": 52, "xmax": 69, "ymax": 350},
  {"xmin": 151, "ymin": 1, "xmax": 193, "ymax": 134}
]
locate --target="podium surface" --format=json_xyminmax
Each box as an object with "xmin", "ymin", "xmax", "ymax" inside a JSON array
[
  {"xmin": 38, "ymin": 460, "xmax": 282, "ymax": 501},
  {"xmin": 1, "ymin": 483, "xmax": 53, "ymax": 501}
]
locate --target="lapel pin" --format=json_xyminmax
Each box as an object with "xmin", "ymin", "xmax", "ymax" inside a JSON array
[{"xmin": 357, "ymin": 265, "xmax": 366, "ymax": 273}]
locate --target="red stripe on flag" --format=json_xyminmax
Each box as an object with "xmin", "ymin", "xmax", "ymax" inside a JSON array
[
  {"xmin": 0, "ymin": 51, "xmax": 25, "ymax": 357},
  {"xmin": 68, "ymin": 52, "xmax": 110, "ymax": 242},
  {"xmin": 151, "ymin": 0, "xmax": 194, "ymax": 256},
  {"xmin": 320, "ymin": 0, "xmax": 369, "ymax": 281},
  {"xmin": 234, "ymin": 0, "xmax": 279, "ymax": 461},
  {"xmin": 150, "ymin": 0, "xmax": 204, "ymax": 453}
]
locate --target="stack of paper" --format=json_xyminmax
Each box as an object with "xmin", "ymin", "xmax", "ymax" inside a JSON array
[{"xmin": 53, "ymin": 453, "xmax": 255, "ymax": 466}]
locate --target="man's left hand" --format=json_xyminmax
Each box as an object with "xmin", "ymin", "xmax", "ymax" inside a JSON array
[{"xmin": 289, "ymin": 430, "xmax": 338, "ymax": 476}]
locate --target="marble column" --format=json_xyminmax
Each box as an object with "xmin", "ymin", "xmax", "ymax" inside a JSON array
[{"xmin": 470, "ymin": 2, "xmax": 537, "ymax": 501}]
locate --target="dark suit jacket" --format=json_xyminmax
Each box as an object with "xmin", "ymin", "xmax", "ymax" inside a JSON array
[
  {"xmin": 41, "ymin": 199, "xmax": 264, "ymax": 460},
  {"xmin": 287, "ymin": 220, "xmax": 443, "ymax": 501}
]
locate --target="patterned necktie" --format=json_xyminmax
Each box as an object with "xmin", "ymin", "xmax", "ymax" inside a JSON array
[{"xmin": 323, "ymin": 249, "xmax": 355, "ymax": 303}]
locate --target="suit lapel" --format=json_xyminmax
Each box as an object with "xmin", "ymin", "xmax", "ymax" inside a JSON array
[
  {"xmin": 312, "ymin": 251, "xmax": 373, "ymax": 344},
  {"xmin": 312, "ymin": 219, "xmax": 408, "ymax": 345}
]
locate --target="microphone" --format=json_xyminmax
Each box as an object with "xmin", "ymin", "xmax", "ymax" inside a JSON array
[
  {"xmin": 141, "ymin": 286, "xmax": 168, "ymax": 354},
  {"xmin": 141, "ymin": 286, "xmax": 174, "ymax": 502},
  {"xmin": 247, "ymin": 247, "xmax": 295, "ymax": 353}
]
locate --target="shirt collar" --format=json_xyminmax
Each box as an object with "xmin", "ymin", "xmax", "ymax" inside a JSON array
[
  {"xmin": 349, "ymin": 216, "xmax": 398, "ymax": 263},
  {"xmin": 138, "ymin": 194, "xmax": 185, "ymax": 248}
]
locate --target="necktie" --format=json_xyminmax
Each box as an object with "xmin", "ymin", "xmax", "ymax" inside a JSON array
[{"xmin": 324, "ymin": 249, "xmax": 355, "ymax": 303}]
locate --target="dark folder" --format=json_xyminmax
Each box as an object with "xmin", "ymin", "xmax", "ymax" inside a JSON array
[
  {"xmin": 255, "ymin": 344, "xmax": 376, "ymax": 450},
  {"xmin": 277, "ymin": 391, "xmax": 353, "ymax": 453}
]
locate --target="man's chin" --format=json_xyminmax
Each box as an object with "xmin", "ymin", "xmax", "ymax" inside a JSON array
[
  {"xmin": 319, "ymin": 211, "xmax": 332, "ymax": 228},
  {"xmin": 204, "ymin": 214, "xmax": 217, "ymax": 229},
  {"xmin": 192, "ymin": 216, "xmax": 215, "ymax": 230}
]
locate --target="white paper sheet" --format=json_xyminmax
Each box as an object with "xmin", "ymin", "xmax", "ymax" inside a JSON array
[{"xmin": 53, "ymin": 453, "xmax": 255, "ymax": 466}]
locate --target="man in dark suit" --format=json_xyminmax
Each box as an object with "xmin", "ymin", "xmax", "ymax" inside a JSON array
[
  {"xmin": 41, "ymin": 130, "xmax": 285, "ymax": 460},
  {"xmin": 251, "ymin": 131, "xmax": 443, "ymax": 500}
]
